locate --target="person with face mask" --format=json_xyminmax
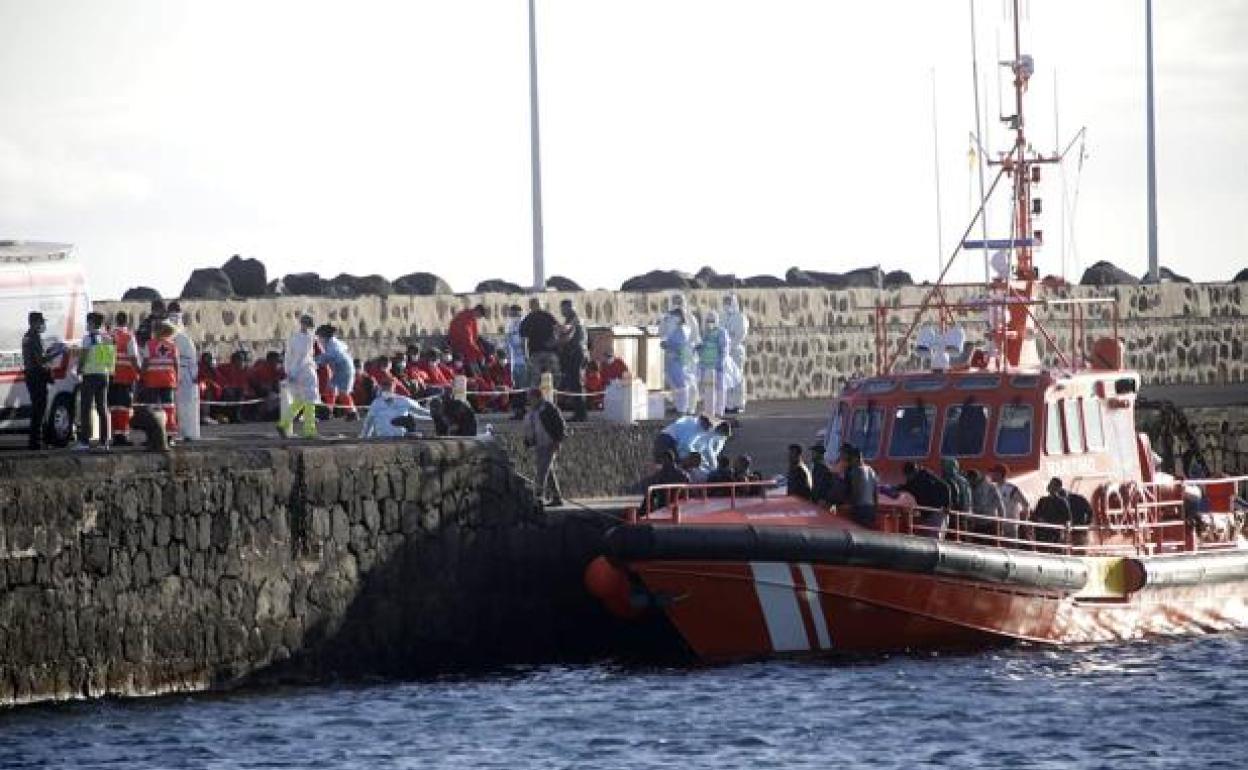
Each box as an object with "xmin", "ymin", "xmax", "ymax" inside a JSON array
[
  {"xmin": 166, "ymin": 305, "xmax": 200, "ymax": 442},
  {"xmin": 695, "ymin": 309, "xmax": 730, "ymax": 419},
  {"xmin": 21, "ymin": 312, "xmax": 52, "ymax": 450},
  {"xmin": 722, "ymin": 294, "xmax": 749, "ymax": 414},
  {"xmin": 661, "ymin": 308, "xmax": 697, "ymax": 415},
  {"xmin": 659, "ymin": 293, "xmax": 700, "ymax": 393},
  {"xmin": 558, "ymin": 299, "xmax": 588, "ymax": 422},
  {"xmin": 314, "ymin": 325, "xmax": 357, "ymax": 420},
  {"xmin": 276, "ymin": 315, "xmax": 319, "ymax": 439}
]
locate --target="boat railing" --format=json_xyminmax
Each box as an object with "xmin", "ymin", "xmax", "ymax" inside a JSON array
[
  {"xmin": 640, "ymin": 480, "xmax": 781, "ymax": 522},
  {"xmin": 887, "ymin": 473, "xmax": 1248, "ymax": 556}
]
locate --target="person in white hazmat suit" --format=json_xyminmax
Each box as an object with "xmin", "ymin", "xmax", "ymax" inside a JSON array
[
  {"xmin": 695, "ymin": 310, "xmax": 731, "ymax": 419},
  {"xmin": 360, "ymin": 379, "xmax": 424, "ymax": 438},
  {"xmin": 167, "ymin": 309, "xmax": 200, "ymax": 441},
  {"xmin": 658, "ymin": 293, "xmax": 700, "ymax": 398},
  {"xmin": 660, "ymin": 307, "xmax": 698, "ymax": 415},
  {"xmin": 276, "ymin": 314, "xmax": 319, "ymax": 439},
  {"xmin": 722, "ymin": 294, "xmax": 749, "ymax": 413}
]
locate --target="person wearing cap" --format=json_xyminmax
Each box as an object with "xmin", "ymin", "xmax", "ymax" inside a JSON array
[
  {"xmin": 360, "ymin": 377, "xmax": 423, "ymax": 438},
  {"xmin": 276, "ymin": 314, "xmax": 319, "ymax": 439},
  {"xmin": 75, "ymin": 311, "xmax": 116, "ymax": 450},
  {"xmin": 166, "ymin": 303, "xmax": 200, "ymax": 442},
  {"xmin": 448, "ymin": 304, "xmax": 488, "ymax": 377},
  {"xmin": 786, "ymin": 444, "xmax": 813, "ymax": 499},
  {"xmin": 523, "ymin": 387, "xmax": 566, "ymax": 506},
  {"xmin": 314, "ymin": 324, "xmax": 357, "ymax": 420},
  {"xmin": 21, "ymin": 311, "xmax": 52, "ymax": 449},
  {"xmin": 557, "ymin": 299, "xmax": 588, "ymax": 422},
  {"xmin": 108, "ymin": 311, "xmax": 142, "ymax": 446}
]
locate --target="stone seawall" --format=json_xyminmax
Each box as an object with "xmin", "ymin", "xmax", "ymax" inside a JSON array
[
  {"xmin": 0, "ymin": 439, "xmax": 636, "ymax": 707},
  {"xmin": 99, "ymin": 282, "xmax": 1247, "ymax": 400}
]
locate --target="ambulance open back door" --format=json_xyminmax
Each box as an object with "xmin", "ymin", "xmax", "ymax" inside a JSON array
[{"xmin": 0, "ymin": 241, "xmax": 90, "ymax": 441}]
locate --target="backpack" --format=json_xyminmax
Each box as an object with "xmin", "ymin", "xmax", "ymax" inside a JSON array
[{"xmin": 538, "ymin": 401, "xmax": 566, "ymax": 442}]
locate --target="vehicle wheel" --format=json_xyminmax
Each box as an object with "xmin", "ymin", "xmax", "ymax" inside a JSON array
[{"xmin": 45, "ymin": 393, "xmax": 76, "ymax": 447}]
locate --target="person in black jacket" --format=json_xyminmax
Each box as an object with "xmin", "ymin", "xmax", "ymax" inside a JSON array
[
  {"xmin": 1032, "ymin": 477, "xmax": 1073, "ymax": 549},
  {"xmin": 524, "ymin": 388, "xmax": 567, "ymax": 506},
  {"xmin": 786, "ymin": 444, "xmax": 813, "ymax": 500},
  {"xmin": 642, "ymin": 449, "xmax": 692, "ymax": 511},
  {"xmin": 809, "ymin": 443, "xmax": 846, "ymax": 506},
  {"xmin": 21, "ymin": 312, "xmax": 51, "ymax": 450},
  {"xmin": 899, "ymin": 461, "xmax": 952, "ymax": 538},
  {"xmin": 431, "ymin": 391, "xmax": 477, "ymax": 437}
]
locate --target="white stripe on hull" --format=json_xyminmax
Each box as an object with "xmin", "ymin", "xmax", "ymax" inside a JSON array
[
  {"xmin": 749, "ymin": 562, "xmax": 810, "ymax": 652},
  {"xmin": 798, "ymin": 563, "xmax": 832, "ymax": 650}
]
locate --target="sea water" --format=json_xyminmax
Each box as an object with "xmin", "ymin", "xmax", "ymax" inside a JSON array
[{"xmin": 2, "ymin": 634, "xmax": 1246, "ymax": 769}]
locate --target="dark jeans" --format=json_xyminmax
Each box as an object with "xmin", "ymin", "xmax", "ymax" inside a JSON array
[
  {"xmin": 79, "ymin": 374, "xmax": 110, "ymax": 445},
  {"xmin": 26, "ymin": 370, "xmax": 48, "ymax": 449},
  {"xmin": 561, "ymin": 355, "xmax": 587, "ymax": 421}
]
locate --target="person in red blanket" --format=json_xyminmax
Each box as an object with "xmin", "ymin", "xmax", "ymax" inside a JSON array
[
  {"xmin": 600, "ymin": 350, "xmax": 630, "ymax": 385},
  {"xmin": 584, "ymin": 360, "xmax": 606, "ymax": 410},
  {"xmin": 484, "ymin": 352, "xmax": 514, "ymax": 412},
  {"xmin": 366, "ymin": 356, "xmax": 411, "ymax": 398},
  {"xmin": 216, "ymin": 350, "xmax": 257, "ymax": 422},
  {"xmin": 352, "ymin": 363, "xmax": 377, "ymax": 407},
  {"xmin": 197, "ymin": 352, "xmax": 225, "ymax": 422},
  {"xmin": 414, "ymin": 348, "xmax": 453, "ymax": 395},
  {"xmin": 247, "ymin": 350, "xmax": 285, "ymax": 421},
  {"xmin": 448, "ymin": 304, "xmax": 488, "ymax": 376}
]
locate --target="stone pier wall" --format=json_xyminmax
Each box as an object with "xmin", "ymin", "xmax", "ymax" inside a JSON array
[
  {"xmin": 99, "ymin": 281, "xmax": 1247, "ymax": 401},
  {"xmin": 0, "ymin": 438, "xmax": 640, "ymax": 708}
]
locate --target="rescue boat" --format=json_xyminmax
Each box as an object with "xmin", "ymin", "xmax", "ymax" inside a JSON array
[{"xmin": 584, "ymin": 2, "xmax": 1248, "ymax": 660}]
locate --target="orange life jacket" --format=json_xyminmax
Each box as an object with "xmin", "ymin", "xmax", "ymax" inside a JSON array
[
  {"xmin": 113, "ymin": 327, "xmax": 140, "ymax": 385},
  {"xmin": 142, "ymin": 338, "xmax": 178, "ymax": 389}
]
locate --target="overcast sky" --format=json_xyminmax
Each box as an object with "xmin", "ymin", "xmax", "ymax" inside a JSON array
[{"xmin": 1, "ymin": 0, "xmax": 1244, "ymax": 299}]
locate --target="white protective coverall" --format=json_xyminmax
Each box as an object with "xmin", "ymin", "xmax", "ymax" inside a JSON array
[
  {"xmin": 661, "ymin": 310, "xmax": 698, "ymax": 415},
  {"xmin": 169, "ymin": 314, "xmax": 200, "ymax": 440},
  {"xmin": 659, "ymin": 293, "xmax": 700, "ymax": 399},
  {"xmin": 279, "ymin": 327, "xmax": 320, "ymax": 437},
  {"xmin": 696, "ymin": 311, "xmax": 731, "ymax": 419},
  {"xmin": 722, "ymin": 294, "xmax": 749, "ymax": 412},
  {"xmin": 360, "ymin": 392, "xmax": 424, "ymax": 438}
]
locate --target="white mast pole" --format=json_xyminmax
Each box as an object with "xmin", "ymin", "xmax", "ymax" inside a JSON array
[
  {"xmin": 1145, "ymin": 0, "xmax": 1159, "ymax": 282},
  {"xmin": 931, "ymin": 68, "xmax": 945, "ymax": 276},
  {"xmin": 969, "ymin": 0, "xmax": 990, "ymax": 282},
  {"xmin": 528, "ymin": 0, "xmax": 546, "ymax": 291}
]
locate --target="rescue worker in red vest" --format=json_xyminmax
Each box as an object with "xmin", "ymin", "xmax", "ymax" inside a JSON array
[
  {"xmin": 141, "ymin": 321, "xmax": 179, "ymax": 433},
  {"xmin": 107, "ymin": 311, "xmax": 142, "ymax": 446}
]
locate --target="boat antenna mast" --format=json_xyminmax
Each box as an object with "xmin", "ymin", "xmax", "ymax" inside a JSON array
[{"xmin": 985, "ymin": 0, "xmax": 1062, "ymax": 368}]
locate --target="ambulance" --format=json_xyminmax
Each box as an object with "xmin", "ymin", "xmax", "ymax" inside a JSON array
[{"xmin": 0, "ymin": 241, "xmax": 90, "ymax": 446}]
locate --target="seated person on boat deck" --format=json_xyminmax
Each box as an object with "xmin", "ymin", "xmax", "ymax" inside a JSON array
[
  {"xmin": 707, "ymin": 455, "xmax": 735, "ymax": 495},
  {"xmin": 809, "ymin": 443, "xmax": 846, "ymax": 505},
  {"xmin": 641, "ymin": 450, "xmax": 691, "ymax": 511},
  {"xmin": 681, "ymin": 452, "xmax": 708, "ymax": 484},
  {"xmin": 732, "ymin": 455, "xmax": 765, "ymax": 495},
  {"xmin": 1032, "ymin": 477, "xmax": 1073, "ymax": 546},
  {"xmin": 899, "ymin": 462, "xmax": 951, "ymax": 538}
]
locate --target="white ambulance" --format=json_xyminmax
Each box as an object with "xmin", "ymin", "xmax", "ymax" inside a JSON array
[{"xmin": 0, "ymin": 241, "xmax": 90, "ymax": 446}]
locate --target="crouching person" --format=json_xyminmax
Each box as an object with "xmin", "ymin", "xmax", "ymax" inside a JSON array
[
  {"xmin": 360, "ymin": 379, "xmax": 423, "ymax": 438},
  {"xmin": 523, "ymin": 388, "xmax": 566, "ymax": 507}
]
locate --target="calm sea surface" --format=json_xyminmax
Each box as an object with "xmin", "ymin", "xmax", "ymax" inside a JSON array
[{"xmin": 3, "ymin": 634, "xmax": 1247, "ymax": 769}]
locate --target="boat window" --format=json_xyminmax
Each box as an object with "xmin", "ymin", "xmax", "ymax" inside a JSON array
[
  {"xmin": 888, "ymin": 405, "xmax": 936, "ymax": 458},
  {"xmin": 956, "ymin": 374, "xmax": 1001, "ymax": 390},
  {"xmin": 1011, "ymin": 375, "xmax": 1040, "ymax": 389},
  {"xmin": 1045, "ymin": 403, "xmax": 1064, "ymax": 455},
  {"xmin": 847, "ymin": 406, "xmax": 884, "ymax": 459},
  {"xmin": 1106, "ymin": 406, "xmax": 1142, "ymax": 480},
  {"xmin": 904, "ymin": 376, "xmax": 945, "ymax": 392},
  {"xmin": 940, "ymin": 403, "xmax": 990, "ymax": 456},
  {"xmin": 996, "ymin": 404, "xmax": 1034, "ymax": 457},
  {"xmin": 824, "ymin": 402, "xmax": 847, "ymax": 464},
  {"xmin": 1083, "ymin": 398, "xmax": 1105, "ymax": 451},
  {"xmin": 863, "ymin": 379, "xmax": 898, "ymax": 395},
  {"xmin": 1062, "ymin": 398, "xmax": 1085, "ymax": 453}
]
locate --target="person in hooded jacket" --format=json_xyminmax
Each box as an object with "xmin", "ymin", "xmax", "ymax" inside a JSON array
[
  {"xmin": 524, "ymin": 388, "xmax": 566, "ymax": 506},
  {"xmin": 661, "ymin": 308, "xmax": 697, "ymax": 415},
  {"xmin": 695, "ymin": 310, "xmax": 731, "ymax": 419},
  {"xmin": 314, "ymin": 325, "xmax": 357, "ymax": 420},
  {"xmin": 276, "ymin": 315, "xmax": 319, "ymax": 439},
  {"xmin": 722, "ymin": 293, "xmax": 750, "ymax": 414},
  {"xmin": 167, "ymin": 305, "xmax": 200, "ymax": 441}
]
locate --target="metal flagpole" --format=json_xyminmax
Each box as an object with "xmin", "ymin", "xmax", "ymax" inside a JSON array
[
  {"xmin": 528, "ymin": 0, "xmax": 546, "ymax": 291},
  {"xmin": 1145, "ymin": 0, "xmax": 1159, "ymax": 282}
]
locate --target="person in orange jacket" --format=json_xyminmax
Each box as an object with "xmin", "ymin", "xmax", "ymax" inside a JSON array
[
  {"xmin": 448, "ymin": 304, "xmax": 488, "ymax": 376},
  {"xmin": 584, "ymin": 360, "xmax": 606, "ymax": 410}
]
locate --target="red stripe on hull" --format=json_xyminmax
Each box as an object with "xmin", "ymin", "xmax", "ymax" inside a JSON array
[{"xmin": 633, "ymin": 560, "xmax": 1248, "ymax": 660}]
